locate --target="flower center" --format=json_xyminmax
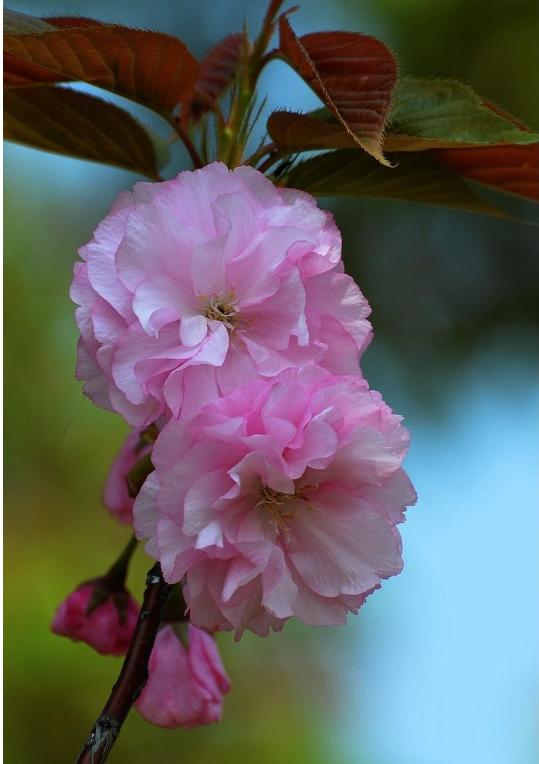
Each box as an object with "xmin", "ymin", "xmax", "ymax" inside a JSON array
[
  {"xmin": 255, "ymin": 483, "xmax": 315, "ymax": 533},
  {"xmin": 201, "ymin": 291, "xmax": 239, "ymax": 330}
]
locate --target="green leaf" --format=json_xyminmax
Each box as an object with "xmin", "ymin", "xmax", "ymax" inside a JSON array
[
  {"xmin": 385, "ymin": 78, "xmax": 539, "ymax": 150},
  {"xmin": 268, "ymin": 78, "xmax": 539, "ymax": 154},
  {"xmin": 268, "ymin": 76, "xmax": 539, "ymax": 204},
  {"xmin": 284, "ymin": 149, "xmax": 509, "ymax": 218},
  {"xmin": 4, "ymin": 86, "xmax": 169, "ymax": 178},
  {"xmin": 3, "ymin": 9, "xmax": 55, "ymax": 34},
  {"xmin": 278, "ymin": 18, "xmax": 398, "ymax": 165}
]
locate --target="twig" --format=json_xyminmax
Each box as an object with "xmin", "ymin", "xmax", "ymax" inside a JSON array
[
  {"xmin": 176, "ymin": 122, "xmax": 205, "ymax": 169},
  {"xmin": 244, "ymin": 140, "xmax": 276, "ymax": 168},
  {"xmin": 163, "ymin": 113, "xmax": 204, "ymax": 169},
  {"xmin": 257, "ymin": 148, "xmax": 288, "ymax": 175},
  {"xmin": 75, "ymin": 564, "xmax": 172, "ymax": 764}
]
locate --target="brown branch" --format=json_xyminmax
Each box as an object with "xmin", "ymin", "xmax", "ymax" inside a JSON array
[
  {"xmin": 257, "ymin": 148, "xmax": 289, "ymax": 175},
  {"xmin": 176, "ymin": 122, "xmax": 205, "ymax": 169},
  {"xmin": 75, "ymin": 563, "xmax": 172, "ymax": 764},
  {"xmin": 243, "ymin": 140, "xmax": 276, "ymax": 167},
  {"xmin": 162, "ymin": 113, "xmax": 204, "ymax": 169}
]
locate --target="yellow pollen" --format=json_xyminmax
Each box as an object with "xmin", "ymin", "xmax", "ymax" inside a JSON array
[
  {"xmin": 254, "ymin": 484, "xmax": 314, "ymax": 533},
  {"xmin": 201, "ymin": 291, "xmax": 239, "ymax": 330}
]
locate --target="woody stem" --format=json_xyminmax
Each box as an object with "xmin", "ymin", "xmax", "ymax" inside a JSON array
[{"xmin": 74, "ymin": 564, "xmax": 171, "ymax": 764}]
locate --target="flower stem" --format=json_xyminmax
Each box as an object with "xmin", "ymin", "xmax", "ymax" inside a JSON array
[
  {"xmin": 244, "ymin": 140, "xmax": 277, "ymax": 167},
  {"xmin": 257, "ymin": 148, "xmax": 289, "ymax": 175},
  {"xmin": 176, "ymin": 122, "xmax": 204, "ymax": 169},
  {"xmin": 163, "ymin": 113, "xmax": 204, "ymax": 169},
  {"xmin": 219, "ymin": 0, "xmax": 285, "ymax": 167},
  {"xmin": 74, "ymin": 563, "xmax": 172, "ymax": 764},
  {"xmin": 252, "ymin": 0, "xmax": 286, "ymax": 64}
]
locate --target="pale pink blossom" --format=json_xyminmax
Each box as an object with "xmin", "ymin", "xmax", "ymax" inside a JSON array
[
  {"xmin": 103, "ymin": 428, "xmax": 153, "ymax": 525},
  {"xmin": 135, "ymin": 624, "xmax": 231, "ymax": 728},
  {"xmin": 71, "ymin": 162, "xmax": 371, "ymax": 426},
  {"xmin": 51, "ymin": 581, "xmax": 139, "ymax": 656},
  {"xmin": 134, "ymin": 367, "xmax": 416, "ymax": 637}
]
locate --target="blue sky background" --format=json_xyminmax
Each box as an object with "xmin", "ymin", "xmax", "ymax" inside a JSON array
[{"xmin": 336, "ymin": 350, "xmax": 539, "ymax": 764}]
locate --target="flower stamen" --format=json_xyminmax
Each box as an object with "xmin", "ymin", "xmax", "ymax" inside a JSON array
[
  {"xmin": 255, "ymin": 483, "xmax": 313, "ymax": 533},
  {"xmin": 201, "ymin": 290, "xmax": 239, "ymax": 330}
]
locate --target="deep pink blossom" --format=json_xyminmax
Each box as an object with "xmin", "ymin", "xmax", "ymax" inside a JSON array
[
  {"xmin": 134, "ymin": 367, "xmax": 416, "ymax": 637},
  {"xmin": 71, "ymin": 162, "xmax": 371, "ymax": 426},
  {"xmin": 51, "ymin": 581, "xmax": 139, "ymax": 656},
  {"xmin": 103, "ymin": 428, "xmax": 153, "ymax": 525},
  {"xmin": 135, "ymin": 624, "xmax": 231, "ymax": 729}
]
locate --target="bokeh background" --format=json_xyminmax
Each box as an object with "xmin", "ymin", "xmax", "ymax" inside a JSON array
[{"xmin": 4, "ymin": 1, "xmax": 539, "ymax": 762}]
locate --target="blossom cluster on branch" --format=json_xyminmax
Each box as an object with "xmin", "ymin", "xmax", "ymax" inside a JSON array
[{"xmin": 53, "ymin": 162, "xmax": 416, "ymax": 731}]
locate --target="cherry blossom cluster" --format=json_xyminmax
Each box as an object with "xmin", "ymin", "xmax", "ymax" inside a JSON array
[{"xmin": 54, "ymin": 162, "xmax": 415, "ymax": 729}]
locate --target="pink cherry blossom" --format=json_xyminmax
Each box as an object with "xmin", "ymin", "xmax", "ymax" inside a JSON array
[
  {"xmin": 135, "ymin": 624, "xmax": 231, "ymax": 729},
  {"xmin": 133, "ymin": 366, "xmax": 416, "ymax": 638},
  {"xmin": 103, "ymin": 428, "xmax": 153, "ymax": 525},
  {"xmin": 71, "ymin": 162, "xmax": 371, "ymax": 426},
  {"xmin": 51, "ymin": 581, "xmax": 139, "ymax": 656}
]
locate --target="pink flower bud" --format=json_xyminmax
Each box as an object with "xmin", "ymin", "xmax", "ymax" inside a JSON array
[
  {"xmin": 136, "ymin": 624, "xmax": 231, "ymax": 729},
  {"xmin": 103, "ymin": 428, "xmax": 153, "ymax": 525},
  {"xmin": 51, "ymin": 581, "xmax": 140, "ymax": 656}
]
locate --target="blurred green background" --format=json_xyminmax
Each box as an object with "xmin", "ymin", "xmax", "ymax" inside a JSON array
[{"xmin": 4, "ymin": 1, "xmax": 539, "ymax": 762}]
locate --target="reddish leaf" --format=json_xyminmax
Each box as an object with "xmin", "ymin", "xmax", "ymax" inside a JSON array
[
  {"xmin": 4, "ymin": 52, "xmax": 66, "ymax": 88},
  {"xmin": 278, "ymin": 18, "xmax": 398, "ymax": 165},
  {"xmin": 268, "ymin": 109, "xmax": 355, "ymax": 150},
  {"xmin": 4, "ymin": 26, "xmax": 199, "ymax": 115},
  {"xmin": 42, "ymin": 17, "xmax": 107, "ymax": 28},
  {"xmin": 189, "ymin": 32, "xmax": 246, "ymax": 122},
  {"xmin": 267, "ymin": 78, "xmax": 539, "ymax": 205},
  {"xmin": 4, "ymin": 85, "xmax": 168, "ymax": 178},
  {"xmin": 432, "ymin": 144, "xmax": 539, "ymax": 200},
  {"xmin": 268, "ymin": 80, "xmax": 539, "ymax": 155}
]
